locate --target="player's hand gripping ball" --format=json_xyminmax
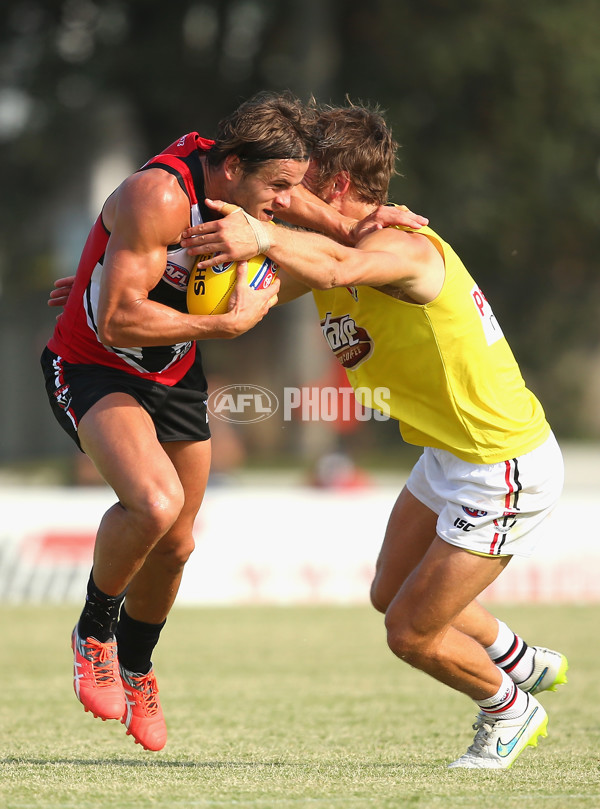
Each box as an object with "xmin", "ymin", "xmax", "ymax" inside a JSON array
[{"xmin": 187, "ymin": 254, "xmax": 279, "ymax": 315}]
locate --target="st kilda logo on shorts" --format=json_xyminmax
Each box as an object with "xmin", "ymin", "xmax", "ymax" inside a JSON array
[
  {"xmin": 454, "ymin": 506, "xmax": 489, "ymax": 532},
  {"xmin": 320, "ymin": 312, "xmax": 373, "ymax": 369},
  {"xmin": 54, "ymin": 385, "xmax": 72, "ymax": 411},
  {"xmin": 463, "ymin": 507, "xmax": 488, "ymax": 518}
]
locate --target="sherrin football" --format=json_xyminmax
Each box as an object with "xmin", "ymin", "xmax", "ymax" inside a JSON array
[{"xmin": 187, "ymin": 254, "xmax": 279, "ymax": 316}]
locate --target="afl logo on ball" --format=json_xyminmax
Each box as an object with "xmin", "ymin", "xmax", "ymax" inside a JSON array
[
  {"xmin": 462, "ymin": 507, "xmax": 488, "ymax": 518},
  {"xmin": 212, "ymin": 261, "xmax": 235, "ymax": 275},
  {"xmin": 320, "ymin": 312, "xmax": 373, "ymax": 370}
]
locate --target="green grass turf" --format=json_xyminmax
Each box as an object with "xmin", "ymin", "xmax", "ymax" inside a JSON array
[{"xmin": 2, "ymin": 604, "xmax": 599, "ymax": 808}]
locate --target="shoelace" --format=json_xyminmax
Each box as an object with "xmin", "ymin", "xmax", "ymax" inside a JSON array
[
  {"xmin": 466, "ymin": 713, "xmax": 496, "ymax": 755},
  {"xmin": 128, "ymin": 672, "xmax": 159, "ymax": 716},
  {"xmin": 82, "ymin": 637, "xmax": 119, "ymax": 685}
]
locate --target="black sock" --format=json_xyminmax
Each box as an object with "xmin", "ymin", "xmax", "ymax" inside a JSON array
[
  {"xmin": 77, "ymin": 570, "xmax": 127, "ymax": 643},
  {"xmin": 115, "ymin": 605, "xmax": 166, "ymax": 675}
]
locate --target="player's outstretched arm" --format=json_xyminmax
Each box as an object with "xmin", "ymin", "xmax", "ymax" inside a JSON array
[
  {"xmin": 181, "ymin": 192, "xmax": 428, "ymax": 257},
  {"xmin": 275, "ymin": 183, "xmax": 358, "ymax": 245},
  {"xmin": 276, "ymin": 184, "xmax": 428, "ymax": 244},
  {"xmin": 184, "ymin": 199, "xmax": 441, "ymax": 296}
]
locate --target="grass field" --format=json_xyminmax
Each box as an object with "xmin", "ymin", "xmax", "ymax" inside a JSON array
[{"xmin": 2, "ymin": 604, "xmax": 599, "ymax": 808}]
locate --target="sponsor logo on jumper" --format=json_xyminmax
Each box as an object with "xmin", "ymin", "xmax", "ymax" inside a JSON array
[
  {"xmin": 163, "ymin": 261, "xmax": 190, "ymax": 290},
  {"xmin": 471, "ymin": 284, "xmax": 504, "ymax": 346},
  {"xmin": 320, "ymin": 312, "xmax": 373, "ymax": 369}
]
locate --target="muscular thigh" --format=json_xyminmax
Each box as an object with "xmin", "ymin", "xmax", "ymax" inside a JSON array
[
  {"xmin": 78, "ymin": 393, "xmax": 183, "ymax": 508},
  {"xmin": 371, "ymin": 486, "xmax": 439, "ymax": 611}
]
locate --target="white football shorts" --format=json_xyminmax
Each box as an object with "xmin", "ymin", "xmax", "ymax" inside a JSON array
[{"xmin": 405, "ymin": 432, "xmax": 564, "ymax": 557}]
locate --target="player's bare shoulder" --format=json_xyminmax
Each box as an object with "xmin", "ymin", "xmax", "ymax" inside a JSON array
[
  {"xmin": 356, "ymin": 223, "xmax": 434, "ymax": 258},
  {"xmin": 102, "ymin": 169, "xmax": 189, "ymax": 245},
  {"xmin": 357, "ymin": 226, "xmax": 445, "ymax": 304}
]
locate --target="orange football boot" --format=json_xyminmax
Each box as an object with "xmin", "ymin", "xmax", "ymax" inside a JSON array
[
  {"xmin": 120, "ymin": 666, "xmax": 167, "ymax": 751},
  {"xmin": 71, "ymin": 627, "xmax": 125, "ymax": 720}
]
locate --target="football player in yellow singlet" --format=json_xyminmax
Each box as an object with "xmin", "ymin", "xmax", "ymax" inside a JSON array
[{"xmin": 183, "ymin": 102, "xmax": 568, "ymax": 770}]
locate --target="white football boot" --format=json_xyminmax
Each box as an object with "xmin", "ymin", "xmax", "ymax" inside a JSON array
[
  {"xmin": 518, "ymin": 647, "xmax": 569, "ymax": 695},
  {"xmin": 448, "ymin": 693, "xmax": 548, "ymax": 770}
]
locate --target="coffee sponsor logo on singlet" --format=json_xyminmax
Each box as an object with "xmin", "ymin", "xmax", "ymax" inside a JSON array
[{"xmin": 320, "ymin": 312, "xmax": 373, "ymax": 369}]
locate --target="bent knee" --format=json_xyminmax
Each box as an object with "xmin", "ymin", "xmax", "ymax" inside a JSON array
[
  {"xmin": 127, "ymin": 482, "xmax": 186, "ymax": 537},
  {"xmin": 370, "ymin": 574, "xmax": 393, "ymax": 614},
  {"xmin": 384, "ymin": 611, "xmax": 439, "ymax": 666},
  {"xmin": 384, "ymin": 612, "xmax": 413, "ymax": 659},
  {"xmin": 370, "ymin": 587, "xmax": 388, "ymax": 615}
]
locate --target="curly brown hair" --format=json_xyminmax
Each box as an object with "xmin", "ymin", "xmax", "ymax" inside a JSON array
[
  {"xmin": 206, "ymin": 91, "xmax": 318, "ymax": 174},
  {"xmin": 311, "ymin": 100, "xmax": 398, "ymax": 205}
]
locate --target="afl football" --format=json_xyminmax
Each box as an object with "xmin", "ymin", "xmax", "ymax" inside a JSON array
[{"xmin": 187, "ymin": 254, "xmax": 278, "ymax": 315}]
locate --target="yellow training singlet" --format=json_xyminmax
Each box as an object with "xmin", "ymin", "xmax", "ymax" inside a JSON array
[{"xmin": 311, "ymin": 225, "xmax": 550, "ymax": 464}]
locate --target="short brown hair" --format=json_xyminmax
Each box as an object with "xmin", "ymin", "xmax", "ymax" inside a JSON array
[
  {"xmin": 207, "ymin": 91, "xmax": 317, "ymax": 174},
  {"xmin": 311, "ymin": 101, "xmax": 398, "ymax": 205}
]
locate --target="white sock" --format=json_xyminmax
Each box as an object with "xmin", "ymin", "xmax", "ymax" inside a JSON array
[
  {"xmin": 476, "ymin": 669, "xmax": 529, "ymax": 720},
  {"xmin": 485, "ymin": 619, "xmax": 536, "ymax": 685}
]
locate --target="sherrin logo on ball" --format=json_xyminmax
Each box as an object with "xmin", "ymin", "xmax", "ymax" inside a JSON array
[{"xmin": 187, "ymin": 253, "xmax": 278, "ymax": 316}]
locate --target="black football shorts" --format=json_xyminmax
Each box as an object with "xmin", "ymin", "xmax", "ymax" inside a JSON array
[{"xmin": 41, "ymin": 347, "xmax": 211, "ymax": 451}]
